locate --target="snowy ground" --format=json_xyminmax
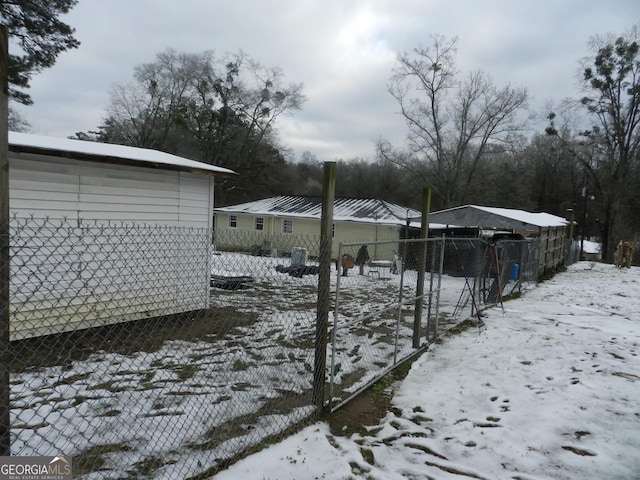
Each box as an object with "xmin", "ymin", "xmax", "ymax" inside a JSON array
[
  {"xmin": 216, "ymin": 262, "xmax": 640, "ymax": 480},
  {"xmin": 12, "ymin": 249, "xmax": 487, "ymax": 478}
]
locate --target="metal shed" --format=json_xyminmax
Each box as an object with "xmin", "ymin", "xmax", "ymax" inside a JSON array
[
  {"xmin": 7, "ymin": 132, "xmax": 235, "ymax": 339},
  {"xmin": 428, "ymin": 205, "xmax": 570, "ymax": 276}
]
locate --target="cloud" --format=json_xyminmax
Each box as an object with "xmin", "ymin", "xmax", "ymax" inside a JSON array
[{"xmin": 19, "ymin": 0, "xmax": 640, "ymax": 161}]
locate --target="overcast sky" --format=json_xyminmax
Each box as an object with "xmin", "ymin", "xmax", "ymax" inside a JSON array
[{"xmin": 13, "ymin": 0, "xmax": 640, "ymax": 162}]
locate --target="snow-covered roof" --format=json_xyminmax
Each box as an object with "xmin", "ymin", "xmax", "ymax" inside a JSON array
[
  {"xmin": 429, "ymin": 204, "xmax": 569, "ymax": 230},
  {"xmin": 215, "ymin": 196, "xmax": 420, "ymax": 226},
  {"xmin": 8, "ymin": 131, "xmax": 236, "ymax": 177}
]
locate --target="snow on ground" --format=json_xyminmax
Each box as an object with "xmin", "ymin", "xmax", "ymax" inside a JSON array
[{"xmin": 215, "ymin": 262, "xmax": 640, "ymax": 480}]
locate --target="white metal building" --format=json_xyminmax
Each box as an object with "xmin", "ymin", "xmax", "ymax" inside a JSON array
[{"xmin": 8, "ymin": 132, "xmax": 235, "ymax": 339}]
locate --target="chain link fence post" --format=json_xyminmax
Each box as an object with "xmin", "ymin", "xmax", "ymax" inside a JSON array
[
  {"xmin": 313, "ymin": 161, "xmax": 335, "ymax": 413},
  {"xmin": 413, "ymin": 187, "xmax": 431, "ymax": 348}
]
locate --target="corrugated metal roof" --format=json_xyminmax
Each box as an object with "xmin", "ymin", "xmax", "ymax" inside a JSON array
[
  {"xmin": 430, "ymin": 204, "xmax": 569, "ymax": 229},
  {"xmin": 9, "ymin": 131, "xmax": 237, "ymax": 177},
  {"xmin": 474, "ymin": 205, "xmax": 569, "ymax": 228},
  {"xmin": 215, "ymin": 196, "xmax": 420, "ymax": 226}
]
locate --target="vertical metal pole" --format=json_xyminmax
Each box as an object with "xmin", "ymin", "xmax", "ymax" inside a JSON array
[
  {"xmin": 328, "ymin": 242, "xmax": 343, "ymax": 411},
  {"xmin": 0, "ymin": 25, "xmax": 10, "ymax": 456},
  {"xmin": 566, "ymin": 207, "xmax": 575, "ymax": 264},
  {"xmin": 432, "ymin": 234, "xmax": 446, "ymax": 340},
  {"xmin": 313, "ymin": 161, "xmax": 335, "ymax": 413},
  {"xmin": 580, "ymin": 186, "xmax": 587, "ymax": 261},
  {"xmin": 398, "ymin": 214, "xmax": 410, "ymax": 355},
  {"xmin": 413, "ymin": 187, "xmax": 431, "ymax": 348},
  {"xmin": 394, "ymin": 240, "xmax": 407, "ymax": 363},
  {"xmin": 426, "ymin": 240, "xmax": 436, "ymax": 327}
]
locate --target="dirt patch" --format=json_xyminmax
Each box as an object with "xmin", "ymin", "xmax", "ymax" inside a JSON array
[
  {"xmin": 323, "ymin": 360, "xmax": 413, "ymax": 437},
  {"xmin": 9, "ymin": 306, "xmax": 256, "ymax": 372}
]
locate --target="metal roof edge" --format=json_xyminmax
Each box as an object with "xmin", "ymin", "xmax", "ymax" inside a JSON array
[{"xmin": 9, "ymin": 131, "xmax": 237, "ymax": 178}]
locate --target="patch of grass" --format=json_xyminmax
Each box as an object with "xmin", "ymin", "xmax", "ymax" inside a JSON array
[
  {"xmin": 349, "ymin": 461, "xmax": 370, "ymax": 477},
  {"xmin": 87, "ymin": 380, "xmax": 116, "ymax": 391},
  {"xmin": 171, "ymin": 364, "xmax": 201, "ymax": 381},
  {"xmin": 410, "ymin": 415, "xmax": 433, "ymax": 425},
  {"xmin": 360, "ymin": 447, "xmax": 375, "ymax": 465},
  {"xmin": 503, "ymin": 291, "xmax": 522, "ymax": 301},
  {"xmin": 52, "ymin": 373, "xmax": 92, "ymax": 387},
  {"xmin": 444, "ymin": 318, "xmax": 479, "ymax": 337},
  {"xmin": 276, "ymin": 331, "xmax": 315, "ymax": 350},
  {"xmin": 325, "ymin": 434, "xmax": 339, "ymax": 449},
  {"xmin": 13, "ymin": 421, "xmax": 50, "ymax": 430},
  {"xmin": 99, "ymin": 409, "xmax": 121, "ymax": 417},
  {"xmin": 72, "ymin": 443, "xmax": 132, "ymax": 476},
  {"xmin": 139, "ymin": 370, "xmax": 156, "ymax": 389},
  {"xmin": 232, "ymin": 359, "xmax": 250, "ymax": 371},
  {"xmin": 370, "ymin": 374, "xmax": 395, "ymax": 403},
  {"xmin": 405, "ymin": 442, "xmax": 448, "ymax": 460},
  {"xmin": 129, "ymin": 455, "xmax": 176, "ymax": 476},
  {"xmin": 561, "ymin": 445, "xmax": 596, "ymax": 456}
]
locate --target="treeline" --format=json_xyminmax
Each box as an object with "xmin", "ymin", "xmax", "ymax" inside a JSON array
[
  {"xmin": 283, "ymin": 128, "xmax": 632, "ymax": 242},
  {"xmin": 66, "ymin": 30, "xmax": 639, "ymax": 262}
]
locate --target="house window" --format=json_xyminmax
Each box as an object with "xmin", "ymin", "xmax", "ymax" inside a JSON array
[
  {"xmin": 282, "ymin": 219, "xmax": 293, "ymax": 234},
  {"xmin": 255, "ymin": 217, "xmax": 264, "ymax": 231},
  {"xmin": 229, "ymin": 215, "xmax": 238, "ymax": 228}
]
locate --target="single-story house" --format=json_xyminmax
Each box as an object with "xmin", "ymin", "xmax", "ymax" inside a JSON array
[
  {"xmin": 213, "ymin": 195, "xmax": 421, "ymax": 259},
  {"xmin": 8, "ymin": 131, "xmax": 235, "ymax": 340},
  {"xmin": 428, "ymin": 204, "xmax": 570, "ymax": 276}
]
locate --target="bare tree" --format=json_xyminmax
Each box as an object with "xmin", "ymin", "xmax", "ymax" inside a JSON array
[
  {"xmin": 179, "ymin": 52, "xmax": 305, "ymax": 172},
  {"xmin": 382, "ymin": 35, "xmax": 529, "ymax": 208},
  {"xmin": 580, "ymin": 26, "xmax": 640, "ymax": 261},
  {"xmin": 8, "ymin": 107, "xmax": 31, "ymax": 132},
  {"xmin": 104, "ymin": 49, "xmax": 215, "ymax": 149},
  {"xmin": 79, "ymin": 49, "xmax": 305, "ymax": 205},
  {"xmin": 547, "ymin": 25, "xmax": 640, "ymax": 261}
]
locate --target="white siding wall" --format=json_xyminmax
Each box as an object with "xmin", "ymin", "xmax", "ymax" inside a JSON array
[
  {"xmin": 10, "ymin": 157, "xmax": 83, "ymax": 219},
  {"xmin": 8, "ymin": 153, "xmax": 214, "ymax": 339},
  {"xmin": 178, "ymin": 174, "xmax": 214, "ymax": 228}
]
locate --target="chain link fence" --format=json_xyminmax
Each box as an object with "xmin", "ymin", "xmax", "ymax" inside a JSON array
[
  {"xmin": 328, "ymin": 236, "xmax": 540, "ymax": 409},
  {"xmin": 1, "ymin": 217, "xmax": 543, "ymax": 478},
  {"xmin": 3, "ymin": 217, "xmax": 327, "ymax": 478}
]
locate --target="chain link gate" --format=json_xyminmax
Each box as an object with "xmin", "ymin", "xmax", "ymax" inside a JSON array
[
  {"xmin": 327, "ymin": 237, "xmax": 444, "ymax": 412},
  {"xmin": 327, "ymin": 236, "xmax": 541, "ymax": 411}
]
